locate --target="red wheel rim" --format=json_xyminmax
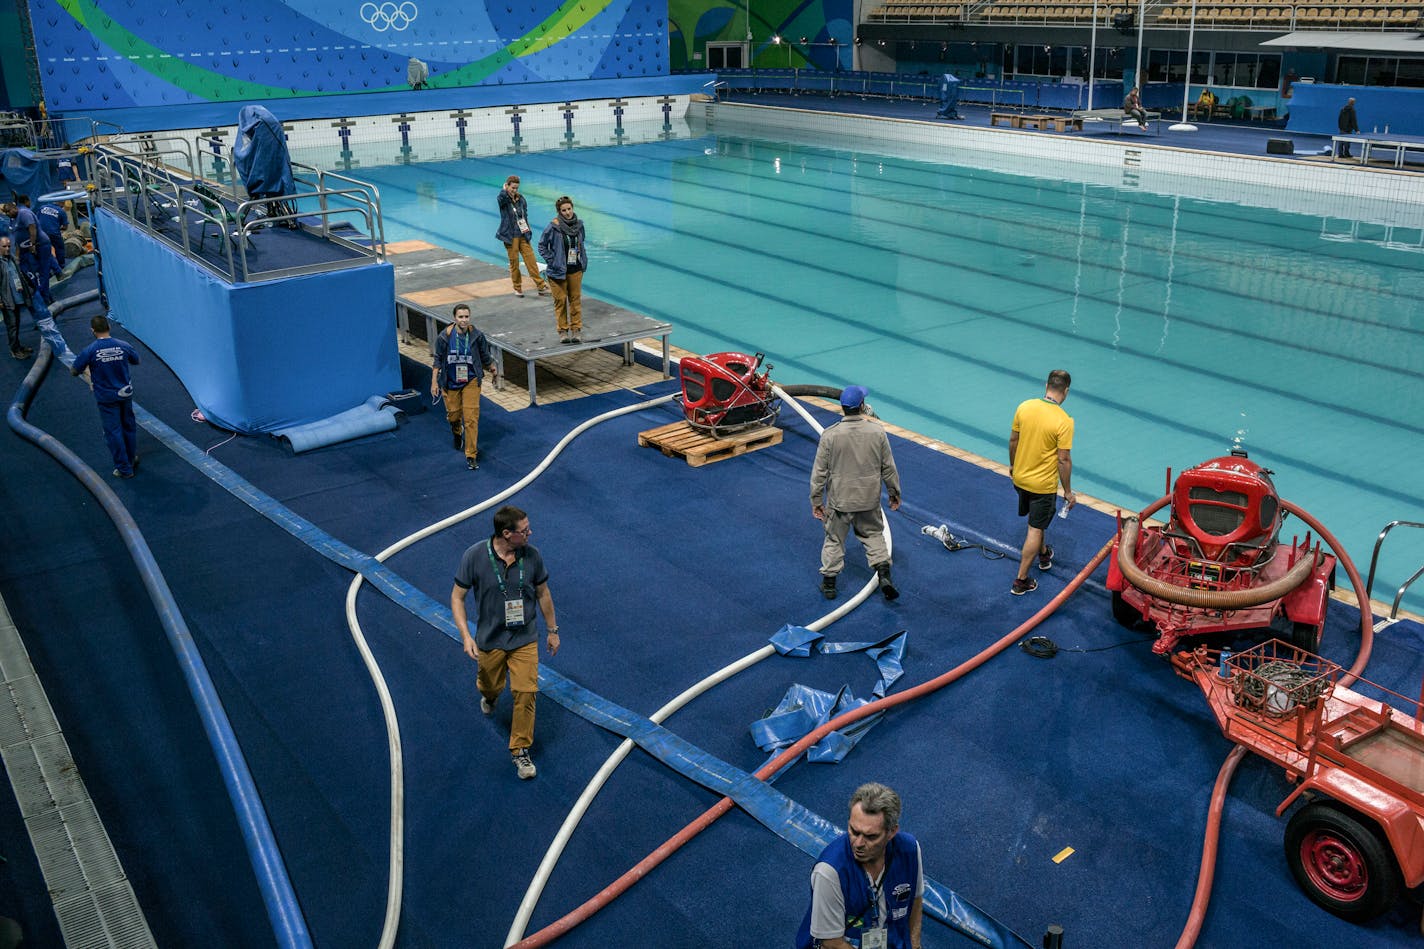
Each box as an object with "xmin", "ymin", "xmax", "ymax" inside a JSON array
[{"xmin": 1301, "ymin": 829, "xmax": 1369, "ymax": 902}]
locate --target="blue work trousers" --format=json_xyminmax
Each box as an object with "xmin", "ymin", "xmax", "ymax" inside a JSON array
[{"xmin": 97, "ymin": 398, "xmax": 137, "ymax": 476}]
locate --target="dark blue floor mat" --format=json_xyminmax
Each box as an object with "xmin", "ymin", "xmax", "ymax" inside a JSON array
[{"xmin": 1, "ymin": 270, "xmax": 1420, "ymax": 948}]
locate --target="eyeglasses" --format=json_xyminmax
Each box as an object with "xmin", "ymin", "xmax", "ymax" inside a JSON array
[{"xmin": 508, "ymin": 526, "xmax": 532, "ymax": 537}]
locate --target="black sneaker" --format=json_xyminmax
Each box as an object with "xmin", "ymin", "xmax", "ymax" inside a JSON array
[
  {"xmin": 112, "ymin": 468, "xmax": 134, "ymax": 479},
  {"xmin": 820, "ymin": 574, "xmax": 837, "ymax": 600},
  {"xmin": 466, "ymin": 456, "xmax": 479, "ymax": 470},
  {"xmin": 512, "ymin": 749, "xmax": 537, "ymax": 780},
  {"xmin": 1038, "ymin": 546, "xmax": 1054, "ymax": 571},
  {"xmin": 1011, "ymin": 576, "xmax": 1037, "ymax": 596}
]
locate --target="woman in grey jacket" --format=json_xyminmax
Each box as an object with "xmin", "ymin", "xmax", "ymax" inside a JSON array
[
  {"xmin": 537, "ymin": 196, "xmax": 587, "ymax": 343},
  {"xmin": 496, "ymin": 176, "xmax": 548, "ymax": 298}
]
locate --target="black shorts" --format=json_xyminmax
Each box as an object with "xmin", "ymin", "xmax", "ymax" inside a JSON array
[{"xmin": 1016, "ymin": 486, "xmax": 1056, "ymax": 530}]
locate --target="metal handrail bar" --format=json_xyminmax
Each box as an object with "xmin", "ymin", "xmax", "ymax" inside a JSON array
[
  {"xmin": 289, "ymin": 162, "xmax": 386, "ymax": 253},
  {"xmin": 238, "ymin": 185, "xmax": 379, "ymax": 245},
  {"xmin": 193, "ymin": 133, "xmax": 240, "ymax": 195},
  {"xmin": 170, "ymin": 182, "xmax": 239, "ymax": 278},
  {"xmin": 1365, "ymin": 520, "xmax": 1424, "ymax": 620},
  {"xmin": 100, "ymin": 135, "xmax": 196, "ymax": 180},
  {"xmin": 232, "ymin": 192, "xmax": 379, "ymax": 282}
]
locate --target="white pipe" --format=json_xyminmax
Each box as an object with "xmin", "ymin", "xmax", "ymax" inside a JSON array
[
  {"xmin": 351, "ymin": 392, "xmax": 678, "ymax": 949},
  {"xmin": 505, "ymin": 389, "xmax": 896, "ymax": 945},
  {"xmin": 1087, "ymin": 0, "xmax": 1098, "ymax": 110},
  {"xmin": 1170, "ymin": 0, "xmax": 1200, "ymax": 132}
]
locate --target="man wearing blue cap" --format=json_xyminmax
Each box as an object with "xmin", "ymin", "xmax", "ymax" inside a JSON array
[{"xmin": 810, "ymin": 385, "xmax": 902, "ymax": 601}]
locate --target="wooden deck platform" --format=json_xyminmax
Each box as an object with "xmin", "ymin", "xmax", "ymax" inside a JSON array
[{"xmin": 387, "ymin": 240, "xmax": 673, "ymax": 406}]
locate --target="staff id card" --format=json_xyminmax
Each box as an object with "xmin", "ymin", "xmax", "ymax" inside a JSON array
[
  {"xmin": 515, "ymin": 216, "xmax": 527, "ymax": 232},
  {"xmin": 567, "ymin": 248, "xmax": 578, "ymax": 265},
  {"xmin": 504, "ymin": 597, "xmax": 526, "ymax": 627},
  {"xmin": 454, "ymin": 363, "xmax": 469, "ymax": 383},
  {"xmin": 860, "ymin": 928, "xmax": 887, "ymax": 949}
]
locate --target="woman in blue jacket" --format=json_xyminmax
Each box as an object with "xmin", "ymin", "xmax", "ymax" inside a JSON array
[
  {"xmin": 537, "ymin": 196, "xmax": 587, "ymax": 344},
  {"xmin": 495, "ymin": 176, "xmax": 548, "ymax": 298}
]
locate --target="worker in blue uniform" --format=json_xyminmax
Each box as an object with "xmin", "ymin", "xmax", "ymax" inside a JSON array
[
  {"xmin": 37, "ymin": 199, "xmax": 68, "ymax": 268},
  {"xmin": 71, "ymin": 314, "xmax": 140, "ymax": 478}
]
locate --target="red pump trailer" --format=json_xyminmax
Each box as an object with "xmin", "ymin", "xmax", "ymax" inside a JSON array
[{"xmin": 1173, "ymin": 640, "xmax": 1424, "ymax": 922}]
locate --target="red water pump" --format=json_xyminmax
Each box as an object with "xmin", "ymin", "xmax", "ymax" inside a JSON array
[
  {"xmin": 679, "ymin": 351, "xmax": 780, "ymax": 436},
  {"xmin": 1106, "ymin": 450, "xmax": 1336, "ymax": 655}
]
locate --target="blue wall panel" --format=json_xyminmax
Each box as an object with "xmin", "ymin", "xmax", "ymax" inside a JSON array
[{"xmin": 32, "ymin": 0, "xmax": 670, "ymax": 112}]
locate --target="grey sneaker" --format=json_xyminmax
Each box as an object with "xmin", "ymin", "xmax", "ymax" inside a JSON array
[
  {"xmin": 512, "ymin": 749, "xmax": 537, "ymax": 780},
  {"xmin": 480, "ymin": 695, "xmax": 493, "ymax": 715}
]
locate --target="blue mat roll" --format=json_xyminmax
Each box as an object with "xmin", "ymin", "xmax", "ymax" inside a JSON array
[{"xmin": 272, "ymin": 394, "xmax": 402, "ymax": 453}]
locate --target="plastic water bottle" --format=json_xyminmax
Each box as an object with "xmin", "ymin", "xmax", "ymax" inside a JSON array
[
  {"xmin": 921, "ymin": 524, "xmax": 952, "ymax": 545},
  {"xmin": 1218, "ymin": 647, "xmax": 1232, "ymax": 679},
  {"xmin": 1057, "ymin": 504, "xmax": 1070, "ymax": 520}
]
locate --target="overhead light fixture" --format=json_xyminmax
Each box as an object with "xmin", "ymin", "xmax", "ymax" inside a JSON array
[{"xmin": 772, "ymin": 34, "xmax": 781, "ymax": 44}]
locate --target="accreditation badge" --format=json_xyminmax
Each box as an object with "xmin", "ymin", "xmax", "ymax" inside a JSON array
[
  {"xmin": 860, "ymin": 928, "xmax": 887, "ymax": 949},
  {"xmin": 504, "ymin": 597, "xmax": 526, "ymax": 627}
]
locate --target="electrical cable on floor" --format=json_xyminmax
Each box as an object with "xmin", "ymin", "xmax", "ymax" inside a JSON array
[{"xmin": 1018, "ymin": 635, "xmax": 1147, "ymax": 659}]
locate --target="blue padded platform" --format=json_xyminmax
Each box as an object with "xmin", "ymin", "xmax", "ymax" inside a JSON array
[{"xmin": 97, "ymin": 209, "xmax": 400, "ymax": 433}]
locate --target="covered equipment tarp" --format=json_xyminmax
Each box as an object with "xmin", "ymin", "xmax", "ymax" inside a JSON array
[
  {"xmin": 233, "ymin": 105, "xmax": 295, "ymax": 199},
  {"xmin": 0, "ymin": 149, "xmax": 60, "ymax": 201},
  {"xmin": 936, "ymin": 73, "xmax": 962, "ymax": 119}
]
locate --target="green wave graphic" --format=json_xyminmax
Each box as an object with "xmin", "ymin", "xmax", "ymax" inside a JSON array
[{"xmin": 53, "ymin": 0, "xmax": 615, "ymax": 101}]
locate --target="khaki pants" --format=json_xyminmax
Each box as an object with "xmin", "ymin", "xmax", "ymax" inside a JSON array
[
  {"xmin": 442, "ymin": 381, "xmax": 482, "ymax": 460},
  {"xmin": 504, "ymin": 237, "xmax": 546, "ymax": 293},
  {"xmin": 478, "ymin": 642, "xmax": 539, "ymax": 751},
  {"xmin": 820, "ymin": 507, "xmax": 889, "ymax": 576},
  {"xmin": 549, "ymin": 269, "xmax": 583, "ymax": 334}
]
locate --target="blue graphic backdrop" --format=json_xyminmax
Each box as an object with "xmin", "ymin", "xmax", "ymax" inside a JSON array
[{"xmin": 31, "ymin": 0, "xmax": 669, "ymax": 110}]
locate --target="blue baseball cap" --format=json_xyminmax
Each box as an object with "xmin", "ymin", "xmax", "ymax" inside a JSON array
[{"xmin": 840, "ymin": 385, "xmax": 867, "ymax": 408}]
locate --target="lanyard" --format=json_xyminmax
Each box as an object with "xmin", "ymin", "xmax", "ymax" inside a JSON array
[
  {"xmin": 451, "ymin": 329, "xmax": 471, "ymax": 358},
  {"xmin": 485, "ymin": 540, "xmax": 524, "ymax": 597},
  {"xmin": 866, "ymin": 877, "xmax": 883, "ymax": 929}
]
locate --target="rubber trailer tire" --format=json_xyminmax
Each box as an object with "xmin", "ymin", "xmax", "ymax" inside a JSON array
[{"xmin": 1284, "ymin": 802, "xmax": 1402, "ymax": 922}]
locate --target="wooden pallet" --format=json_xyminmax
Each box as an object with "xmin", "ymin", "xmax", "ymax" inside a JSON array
[{"xmin": 638, "ymin": 421, "xmax": 783, "ymax": 467}]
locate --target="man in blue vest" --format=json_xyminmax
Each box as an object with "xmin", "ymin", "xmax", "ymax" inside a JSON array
[{"xmin": 796, "ymin": 783, "xmax": 924, "ymax": 949}]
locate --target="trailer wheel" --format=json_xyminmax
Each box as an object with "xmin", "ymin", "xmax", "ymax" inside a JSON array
[
  {"xmin": 1111, "ymin": 591, "xmax": 1151, "ymax": 631},
  {"xmin": 1285, "ymin": 802, "xmax": 1402, "ymax": 922}
]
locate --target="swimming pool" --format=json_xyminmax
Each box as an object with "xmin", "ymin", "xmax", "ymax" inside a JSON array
[{"xmin": 350, "ymin": 124, "xmax": 1424, "ymax": 612}]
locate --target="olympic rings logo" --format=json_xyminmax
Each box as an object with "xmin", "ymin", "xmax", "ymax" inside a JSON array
[{"xmin": 360, "ymin": 2, "xmax": 418, "ymax": 32}]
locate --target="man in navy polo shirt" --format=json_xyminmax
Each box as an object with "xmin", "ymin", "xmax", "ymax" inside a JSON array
[
  {"xmin": 71, "ymin": 314, "xmax": 140, "ymax": 478},
  {"xmin": 451, "ymin": 505, "xmax": 561, "ymax": 780}
]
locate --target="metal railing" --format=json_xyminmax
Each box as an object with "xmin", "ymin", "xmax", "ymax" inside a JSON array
[
  {"xmin": 1365, "ymin": 520, "xmax": 1424, "ymax": 620},
  {"xmin": 91, "ymin": 139, "xmax": 386, "ymax": 283}
]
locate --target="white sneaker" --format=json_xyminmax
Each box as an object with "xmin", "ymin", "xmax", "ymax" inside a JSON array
[
  {"xmin": 480, "ymin": 695, "xmax": 493, "ymax": 715},
  {"xmin": 512, "ymin": 749, "xmax": 536, "ymax": 780}
]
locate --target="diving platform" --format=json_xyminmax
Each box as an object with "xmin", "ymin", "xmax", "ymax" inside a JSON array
[{"xmin": 388, "ymin": 241, "xmax": 673, "ymax": 406}]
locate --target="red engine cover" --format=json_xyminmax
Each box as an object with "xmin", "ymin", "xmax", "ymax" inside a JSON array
[{"xmin": 1170, "ymin": 455, "xmax": 1282, "ymax": 564}]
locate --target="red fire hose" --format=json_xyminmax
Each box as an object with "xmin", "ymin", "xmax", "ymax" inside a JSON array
[{"xmin": 511, "ymin": 539, "xmax": 1117, "ymax": 947}]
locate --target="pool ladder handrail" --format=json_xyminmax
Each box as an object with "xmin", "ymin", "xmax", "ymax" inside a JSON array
[{"xmin": 1365, "ymin": 520, "xmax": 1424, "ymax": 620}]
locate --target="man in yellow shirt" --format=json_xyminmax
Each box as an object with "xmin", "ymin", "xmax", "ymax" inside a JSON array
[{"xmin": 1008, "ymin": 370, "xmax": 1075, "ymax": 595}]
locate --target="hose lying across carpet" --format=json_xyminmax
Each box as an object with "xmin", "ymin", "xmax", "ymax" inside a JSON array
[{"xmin": 5, "ymin": 293, "xmax": 314, "ymax": 949}]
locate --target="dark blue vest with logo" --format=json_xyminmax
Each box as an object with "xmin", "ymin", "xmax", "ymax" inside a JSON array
[{"xmin": 794, "ymin": 831, "xmax": 920, "ymax": 949}]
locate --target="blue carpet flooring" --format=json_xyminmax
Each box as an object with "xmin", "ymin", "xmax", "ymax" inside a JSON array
[{"xmin": 1, "ymin": 268, "xmax": 1421, "ymax": 948}]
